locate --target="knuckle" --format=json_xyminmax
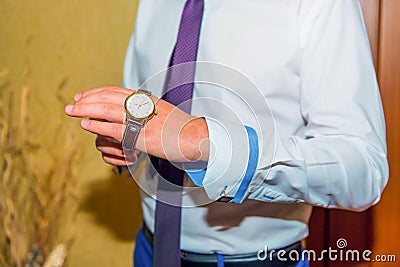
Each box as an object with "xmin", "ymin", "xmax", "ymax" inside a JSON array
[
  {"xmin": 71, "ymin": 104, "xmax": 80, "ymax": 113},
  {"xmin": 116, "ymin": 148, "xmax": 124, "ymax": 157},
  {"xmin": 103, "ymin": 90, "xmax": 116, "ymax": 100},
  {"xmin": 102, "ymin": 154, "xmax": 110, "ymax": 163},
  {"xmin": 104, "ymin": 104, "xmax": 118, "ymax": 119},
  {"xmin": 107, "ymin": 86, "xmax": 119, "ymax": 91},
  {"xmin": 112, "ymin": 123, "xmax": 122, "ymax": 140}
]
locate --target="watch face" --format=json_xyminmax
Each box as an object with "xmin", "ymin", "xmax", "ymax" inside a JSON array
[{"xmin": 125, "ymin": 93, "xmax": 155, "ymax": 119}]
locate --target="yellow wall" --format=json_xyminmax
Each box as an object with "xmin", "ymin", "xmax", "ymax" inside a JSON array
[{"xmin": 0, "ymin": 0, "xmax": 142, "ymax": 266}]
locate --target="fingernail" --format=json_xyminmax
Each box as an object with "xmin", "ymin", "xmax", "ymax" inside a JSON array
[
  {"xmin": 81, "ymin": 119, "xmax": 90, "ymax": 128},
  {"xmin": 65, "ymin": 105, "xmax": 73, "ymax": 113},
  {"xmin": 74, "ymin": 92, "xmax": 82, "ymax": 102}
]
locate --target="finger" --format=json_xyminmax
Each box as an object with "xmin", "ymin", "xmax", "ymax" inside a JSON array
[
  {"xmin": 65, "ymin": 103, "xmax": 124, "ymax": 122},
  {"xmin": 75, "ymin": 86, "xmax": 135, "ymax": 101},
  {"xmin": 77, "ymin": 90, "xmax": 131, "ymax": 106},
  {"xmin": 102, "ymin": 152, "xmax": 138, "ymax": 166},
  {"xmin": 97, "ymin": 146, "xmax": 124, "ymax": 157},
  {"xmin": 96, "ymin": 135, "xmax": 124, "ymax": 157},
  {"xmin": 96, "ymin": 135, "xmax": 122, "ymax": 147},
  {"xmin": 101, "ymin": 153, "xmax": 129, "ymax": 166},
  {"xmin": 81, "ymin": 119, "xmax": 124, "ymax": 141}
]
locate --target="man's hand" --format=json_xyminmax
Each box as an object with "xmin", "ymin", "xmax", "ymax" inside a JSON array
[
  {"xmin": 95, "ymin": 134, "xmax": 131, "ymax": 166},
  {"xmin": 64, "ymin": 86, "xmax": 209, "ymax": 165}
]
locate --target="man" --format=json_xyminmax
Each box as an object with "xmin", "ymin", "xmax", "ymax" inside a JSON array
[{"xmin": 65, "ymin": 0, "xmax": 388, "ymax": 266}]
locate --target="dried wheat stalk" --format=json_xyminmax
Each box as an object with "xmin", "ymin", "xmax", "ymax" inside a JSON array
[{"xmin": 0, "ymin": 68, "xmax": 79, "ymax": 267}]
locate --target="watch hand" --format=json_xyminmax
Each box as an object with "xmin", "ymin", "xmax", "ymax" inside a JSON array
[{"xmin": 138, "ymin": 101, "xmax": 150, "ymax": 108}]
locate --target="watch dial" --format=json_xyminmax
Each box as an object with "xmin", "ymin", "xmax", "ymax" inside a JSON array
[{"xmin": 126, "ymin": 93, "xmax": 155, "ymax": 119}]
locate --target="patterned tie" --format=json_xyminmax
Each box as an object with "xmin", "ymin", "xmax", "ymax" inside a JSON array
[{"xmin": 151, "ymin": 1, "xmax": 204, "ymax": 267}]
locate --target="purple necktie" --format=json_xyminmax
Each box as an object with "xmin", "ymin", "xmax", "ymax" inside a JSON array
[{"xmin": 152, "ymin": 1, "xmax": 204, "ymax": 267}]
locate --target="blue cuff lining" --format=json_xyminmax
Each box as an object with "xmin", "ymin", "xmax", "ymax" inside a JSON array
[
  {"xmin": 186, "ymin": 168, "xmax": 207, "ymax": 186},
  {"xmin": 230, "ymin": 126, "xmax": 259, "ymax": 203}
]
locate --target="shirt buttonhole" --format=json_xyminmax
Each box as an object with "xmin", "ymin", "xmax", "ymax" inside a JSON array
[{"xmin": 263, "ymin": 194, "xmax": 275, "ymax": 200}]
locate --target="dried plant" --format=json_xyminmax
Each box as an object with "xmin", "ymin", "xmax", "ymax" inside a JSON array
[{"xmin": 0, "ymin": 68, "xmax": 79, "ymax": 267}]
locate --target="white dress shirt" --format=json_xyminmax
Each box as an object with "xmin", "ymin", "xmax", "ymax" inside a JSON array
[{"xmin": 123, "ymin": 0, "xmax": 388, "ymax": 254}]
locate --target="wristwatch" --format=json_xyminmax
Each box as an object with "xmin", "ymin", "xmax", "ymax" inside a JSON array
[{"xmin": 122, "ymin": 89, "xmax": 157, "ymax": 151}]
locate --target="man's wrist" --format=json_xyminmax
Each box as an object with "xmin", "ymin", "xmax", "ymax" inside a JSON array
[{"xmin": 180, "ymin": 117, "xmax": 209, "ymax": 162}]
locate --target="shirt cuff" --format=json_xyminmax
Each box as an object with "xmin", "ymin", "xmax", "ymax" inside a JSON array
[
  {"xmin": 230, "ymin": 126, "xmax": 259, "ymax": 203},
  {"xmin": 186, "ymin": 117, "xmax": 259, "ymax": 203}
]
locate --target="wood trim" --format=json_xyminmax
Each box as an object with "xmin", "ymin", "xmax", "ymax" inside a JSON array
[
  {"xmin": 372, "ymin": 0, "xmax": 400, "ymax": 265},
  {"xmin": 360, "ymin": 0, "xmax": 381, "ymax": 67}
]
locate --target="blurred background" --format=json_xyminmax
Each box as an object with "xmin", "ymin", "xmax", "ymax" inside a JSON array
[
  {"xmin": 0, "ymin": 0, "xmax": 142, "ymax": 266},
  {"xmin": 0, "ymin": 0, "xmax": 398, "ymax": 266}
]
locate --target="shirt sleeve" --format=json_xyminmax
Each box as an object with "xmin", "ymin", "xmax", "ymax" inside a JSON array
[
  {"xmin": 189, "ymin": 0, "xmax": 388, "ymax": 210},
  {"xmin": 186, "ymin": 118, "xmax": 255, "ymax": 201}
]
